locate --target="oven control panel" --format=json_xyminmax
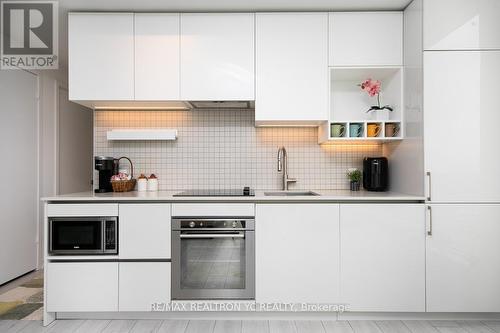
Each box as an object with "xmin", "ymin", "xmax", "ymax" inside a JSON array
[
  {"xmin": 180, "ymin": 220, "xmax": 246, "ymax": 229},
  {"xmin": 172, "ymin": 218, "xmax": 255, "ymax": 231}
]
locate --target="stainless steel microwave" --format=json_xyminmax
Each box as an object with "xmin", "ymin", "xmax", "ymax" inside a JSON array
[{"xmin": 48, "ymin": 217, "xmax": 118, "ymax": 255}]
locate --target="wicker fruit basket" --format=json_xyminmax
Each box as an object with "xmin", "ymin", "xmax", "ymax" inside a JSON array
[{"xmin": 111, "ymin": 157, "xmax": 136, "ymax": 192}]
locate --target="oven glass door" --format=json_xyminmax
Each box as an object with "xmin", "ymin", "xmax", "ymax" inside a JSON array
[
  {"xmin": 50, "ymin": 219, "xmax": 102, "ymax": 253},
  {"xmin": 173, "ymin": 230, "xmax": 254, "ymax": 299}
]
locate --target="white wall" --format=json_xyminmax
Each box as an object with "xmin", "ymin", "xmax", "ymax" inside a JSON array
[
  {"xmin": 383, "ymin": 0, "xmax": 425, "ymax": 196},
  {"xmin": 0, "ymin": 70, "xmax": 39, "ymax": 284}
]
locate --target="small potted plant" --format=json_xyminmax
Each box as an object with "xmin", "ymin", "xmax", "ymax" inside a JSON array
[
  {"xmin": 347, "ymin": 168, "xmax": 362, "ymax": 191},
  {"xmin": 358, "ymin": 78, "xmax": 393, "ymax": 120}
]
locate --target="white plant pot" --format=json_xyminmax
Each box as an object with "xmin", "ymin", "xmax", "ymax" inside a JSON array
[{"xmin": 370, "ymin": 109, "xmax": 390, "ymax": 121}]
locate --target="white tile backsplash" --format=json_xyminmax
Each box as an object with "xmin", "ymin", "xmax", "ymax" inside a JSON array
[{"xmin": 94, "ymin": 110, "xmax": 383, "ymax": 190}]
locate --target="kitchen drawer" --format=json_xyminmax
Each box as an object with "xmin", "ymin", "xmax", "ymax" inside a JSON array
[
  {"xmin": 171, "ymin": 203, "xmax": 255, "ymax": 217},
  {"xmin": 47, "ymin": 204, "xmax": 118, "ymax": 217},
  {"xmin": 46, "ymin": 262, "xmax": 118, "ymax": 312}
]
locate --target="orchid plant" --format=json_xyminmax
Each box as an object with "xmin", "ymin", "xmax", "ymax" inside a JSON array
[{"xmin": 358, "ymin": 78, "xmax": 393, "ymax": 113}]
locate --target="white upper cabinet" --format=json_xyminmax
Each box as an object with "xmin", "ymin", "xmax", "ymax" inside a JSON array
[
  {"xmin": 135, "ymin": 14, "xmax": 180, "ymax": 100},
  {"xmin": 424, "ymin": 0, "xmax": 500, "ymax": 51},
  {"xmin": 255, "ymin": 13, "xmax": 329, "ymax": 125},
  {"xmin": 69, "ymin": 13, "xmax": 134, "ymax": 101},
  {"xmin": 340, "ymin": 204, "xmax": 425, "ymax": 312},
  {"xmin": 426, "ymin": 205, "xmax": 500, "ymax": 312},
  {"xmin": 180, "ymin": 13, "xmax": 255, "ymax": 101},
  {"xmin": 424, "ymin": 51, "xmax": 500, "ymax": 202},
  {"xmin": 329, "ymin": 12, "xmax": 403, "ymax": 67}
]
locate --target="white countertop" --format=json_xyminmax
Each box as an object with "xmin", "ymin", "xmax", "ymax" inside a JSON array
[{"xmin": 42, "ymin": 190, "xmax": 425, "ymax": 202}]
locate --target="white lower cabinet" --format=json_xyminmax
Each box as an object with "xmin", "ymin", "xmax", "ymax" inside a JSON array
[
  {"xmin": 340, "ymin": 204, "xmax": 425, "ymax": 312},
  {"xmin": 255, "ymin": 204, "xmax": 340, "ymax": 304},
  {"xmin": 46, "ymin": 262, "xmax": 118, "ymax": 312},
  {"xmin": 119, "ymin": 262, "xmax": 171, "ymax": 311},
  {"xmin": 426, "ymin": 204, "xmax": 500, "ymax": 312},
  {"xmin": 119, "ymin": 204, "xmax": 171, "ymax": 259}
]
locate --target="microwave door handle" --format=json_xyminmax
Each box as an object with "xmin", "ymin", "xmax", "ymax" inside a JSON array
[
  {"xmin": 101, "ymin": 219, "xmax": 106, "ymax": 252},
  {"xmin": 180, "ymin": 234, "xmax": 245, "ymax": 239},
  {"xmin": 49, "ymin": 220, "xmax": 53, "ymax": 253}
]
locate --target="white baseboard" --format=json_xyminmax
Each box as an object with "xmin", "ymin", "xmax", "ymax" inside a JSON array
[
  {"xmin": 339, "ymin": 312, "xmax": 500, "ymax": 321},
  {"xmin": 55, "ymin": 311, "xmax": 500, "ymax": 321},
  {"xmin": 57, "ymin": 311, "xmax": 338, "ymax": 321}
]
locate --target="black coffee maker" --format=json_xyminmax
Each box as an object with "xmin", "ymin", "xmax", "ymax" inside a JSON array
[
  {"xmin": 363, "ymin": 157, "xmax": 388, "ymax": 192},
  {"xmin": 94, "ymin": 156, "xmax": 117, "ymax": 193}
]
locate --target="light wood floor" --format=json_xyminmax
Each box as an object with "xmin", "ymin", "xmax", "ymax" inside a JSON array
[{"xmin": 1, "ymin": 320, "xmax": 500, "ymax": 333}]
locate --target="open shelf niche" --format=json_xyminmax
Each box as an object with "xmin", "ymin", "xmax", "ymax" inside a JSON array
[{"xmin": 319, "ymin": 66, "xmax": 404, "ymax": 143}]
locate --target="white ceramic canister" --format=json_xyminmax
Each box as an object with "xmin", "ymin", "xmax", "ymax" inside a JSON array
[
  {"xmin": 137, "ymin": 178, "xmax": 148, "ymax": 192},
  {"xmin": 147, "ymin": 175, "xmax": 159, "ymax": 192}
]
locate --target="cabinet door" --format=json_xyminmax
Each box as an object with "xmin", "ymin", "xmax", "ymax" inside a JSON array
[
  {"xmin": 135, "ymin": 14, "xmax": 180, "ymax": 100},
  {"xmin": 426, "ymin": 204, "xmax": 500, "ymax": 312},
  {"xmin": 119, "ymin": 204, "xmax": 171, "ymax": 259},
  {"xmin": 256, "ymin": 204, "xmax": 339, "ymax": 303},
  {"xmin": 68, "ymin": 13, "xmax": 134, "ymax": 100},
  {"xmin": 340, "ymin": 204, "xmax": 425, "ymax": 312},
  {"xmin": 180, "ymin": 13, "xmax": 254, "ymax": 100},
  {"xmin": 329, "ymin": 12, "xmax": 403, "ymax": 66},
  {"xmin": 46, "ymin": 262, "xmax": 118, "ymax": 312},
  {"xmin": 255, "ymin": 13, "xmax": 328, "ymax": 125},
  {"xmin": 424, "ymin": 51, "xmax": 500, "ymax": 202},
  {"xmin": 119, "ymin": 262, "xmax": 171, "ymax": 311},
  {"xmin": 424, "ymin": 0, "xmax": 500, "ymax": 51}
]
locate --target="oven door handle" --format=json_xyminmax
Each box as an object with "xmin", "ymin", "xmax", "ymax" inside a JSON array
[{"xmin": 179, "ymin": 234, "xmax": 245, "ymax": 239}]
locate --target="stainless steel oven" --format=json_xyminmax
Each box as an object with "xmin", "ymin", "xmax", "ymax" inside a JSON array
[
  {"xmin": 171, "ymin": 217, "xmax": 255, "ymax": 300},
  {"xmin": 49, "ymin": 217, "xmax": 118, "ymax": 255}
]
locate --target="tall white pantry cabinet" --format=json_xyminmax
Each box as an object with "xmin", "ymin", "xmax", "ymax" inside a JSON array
[{"xmin": 423, "ymin": 0, "xmax": 500, "ymax": 312}]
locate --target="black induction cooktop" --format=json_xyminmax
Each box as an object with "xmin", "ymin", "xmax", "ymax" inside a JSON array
[{"xmin": 173, "ymin": 187, "xmax": 254, "ymax": 197}]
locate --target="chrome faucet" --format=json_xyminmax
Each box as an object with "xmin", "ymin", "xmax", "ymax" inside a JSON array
[{"xmin": 277, "ymin": 146, "xmax": 297, "ymax": 191}]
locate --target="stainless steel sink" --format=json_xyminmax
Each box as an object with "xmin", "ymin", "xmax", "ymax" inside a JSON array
[{"xmin": 264, "ymin": 191, "xmax": 320, "ymax": 196}]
